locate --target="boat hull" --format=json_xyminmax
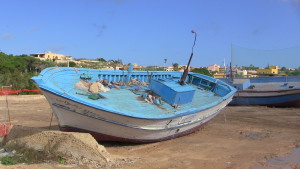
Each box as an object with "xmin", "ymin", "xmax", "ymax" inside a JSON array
[
  {"xmin": 230, "ymin": 89, "xmax": 300, "ymax": 107},
  {"xmin": 43, "ymin": 89, "xmax": 233, "ymax": 143}
]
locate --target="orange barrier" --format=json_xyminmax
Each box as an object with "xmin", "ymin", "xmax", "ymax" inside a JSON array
[{"xmin": 0, "ymin": 88, "xmax": 41, "ymax": 95}]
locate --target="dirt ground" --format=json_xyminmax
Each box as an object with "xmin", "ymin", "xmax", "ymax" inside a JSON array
[{"xmin": 0, "ymin": 95, "xmax": 300, "ymax": 169}]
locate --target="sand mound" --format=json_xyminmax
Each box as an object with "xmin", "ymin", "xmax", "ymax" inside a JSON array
[{"xmin": 4, "ymin": 125, "xmax": 111, "ymax": 164}]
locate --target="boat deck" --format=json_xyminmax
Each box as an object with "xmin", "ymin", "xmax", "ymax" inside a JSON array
[{"xmin": 67, "ymin": 87, "xmax": 222, "ymax": 119}]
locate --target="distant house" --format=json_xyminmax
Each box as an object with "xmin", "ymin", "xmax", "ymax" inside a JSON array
[
  {"xmin": 219, "ymin": 67, "xmax": 226, "ymax": 73},
  {"xmin": 133, "ymin": 63, "xmax": 143, "ymax": 71},
  {"xmin": 246, "ymin": 70, "xmax": 257, "ymax": 75},
  {"xmin": 236, "ymin": 69, "xmax": 248, "ymax": 77},
  {"xmin": 31, "ymin": 51, "xmax": 72, "ymax": 63},
  {"xmin": 165, "ymin": 66, "xmax": 174, "ymax": 71},
  {"xmin": 256, "ymin": 65, "xmax": 278, "ymax": 75},
  {"xmin": 213, "ymin": 73, "xmax": 226, "ymax": 78},
  {"xmin": 207, "ymin": 64, "xmax": 220, "ymax": 72},
  {"xmin": 178, "ymin": 65, "xmax": 190, "ymax": 72}
]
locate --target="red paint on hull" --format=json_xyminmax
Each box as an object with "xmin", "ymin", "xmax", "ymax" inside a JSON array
[{"xmin": 60, "ymin": 122, "xmax": 208, "ymax": 143}]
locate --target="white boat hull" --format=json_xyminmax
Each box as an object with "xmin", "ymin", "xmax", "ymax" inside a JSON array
[{"xmin": 43, "ymin": 90, "xmax": 233, "ymax": 142}]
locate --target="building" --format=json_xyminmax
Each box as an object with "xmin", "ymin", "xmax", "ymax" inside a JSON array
[
  {"xmin": 178, "ymin": 65, "xmax": 188, "ymax": 71},
  {"xmin": 164, "ymin": 66, "xmax": 174, "ymax": 71},
  {"xmin": 236, "ymin": 69, "xmax": 248, "ymax": 77},
  {"xmin": 207, "ymin": 64, "xmax": 220, "ymax": 72},
  {"xmin": 213, "ymin": 73, "xmax": 226, "ymax": 78},
  {"xmin": 31, "ymin": 51, "xmax": 72, "ymax": 63},
  {"xmin": 256, "ymin": 65, "xmax": 278, "ymax": 75},
  {"xmin": 219, "ymin": 67, "xmax": 226, "ymax": 73},
  {"xmin": 133, "ymin": 63, "xmax": 143, "ymax": 71}
]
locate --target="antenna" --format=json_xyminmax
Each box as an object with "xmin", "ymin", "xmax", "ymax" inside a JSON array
[{"xmin": 179, "ymin": 30, "xmax": 197, "ymax": 85}]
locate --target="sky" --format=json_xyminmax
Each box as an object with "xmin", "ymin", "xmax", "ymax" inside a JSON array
[{"xmin": 0, "ymin": 0, "xmax": 300, "ymax": 68}]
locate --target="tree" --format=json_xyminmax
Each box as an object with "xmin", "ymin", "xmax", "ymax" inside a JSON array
[
  {"xmin": 287, "ymin": 70, "xmax": 300, "ymax": 76},
  {"xmin": 191, "ymin": 68, "xmax": 212, "ymax": 77},
  {"xmin": 69, "ymin": 61, "xmax": 76, "ymax": 67},
  {"xmin": 0, "ymin": 52, "xmax": 54, "ymax": 91},
  {"xmin": 97, "ymin": 58, "xmax": 107, "ymax": 62},
  {"xmin": 281, "ymin": 67, "xmax": 287, "ymax": 71},
  {"xmin": 172, "ymin": 63, "xmax": 179, "ymax": 71}
]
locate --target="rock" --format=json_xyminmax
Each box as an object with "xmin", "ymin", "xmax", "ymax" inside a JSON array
[
  {"xmin": 89, "ymin": 82, "xmax": 100, "ymax": 93},
  {"xmin": 97, "ymin": 82, "xmax": 110, "ymax": 92},
  {"xmin": 75, "ymin": 81, "xmax": 90, "ymax": 91}
]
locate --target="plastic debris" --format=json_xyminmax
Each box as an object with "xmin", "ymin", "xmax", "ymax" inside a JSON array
[
  {"xmin": 80, "ymin": 73, "xmax": 92, "ymax": 80},
  {"xmin": 0, "ymin": 148, "xmax": 16, "ymax": 158}
]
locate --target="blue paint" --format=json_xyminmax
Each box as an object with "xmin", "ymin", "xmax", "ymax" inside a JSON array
[
  {"xmin": 31, "ymin": 67, "xmax": 236, "ymax": 119},
  {"xmin": 231, "ymin": 93, "xmax": 300, "ymax": 106},
  {"xmin": 125, "ymin": 63, "xmax": 134, "ymax": 83},
  {"xmin": 149, "ymin": 78, "xmax": 195, "ymax": 105}
]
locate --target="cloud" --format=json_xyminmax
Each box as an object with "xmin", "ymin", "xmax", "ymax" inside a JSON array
[
  {"xmin": 93, "ymin": 23, "xmax": 107, "ymax": 37},
  {"xmin": 50, "ymin": 45, "xmax": 65, "ymax": 51},
  {"xmin": 0, "ymin": 33, "xmax": 15, "ymax": 40}
]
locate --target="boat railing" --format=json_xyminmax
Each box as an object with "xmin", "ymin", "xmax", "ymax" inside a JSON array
[{"xmin": 188, "ymin": 73, "xmax": 235, "ymax": 98}]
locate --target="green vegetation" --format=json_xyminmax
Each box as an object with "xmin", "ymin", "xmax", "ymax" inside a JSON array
[
  {"xmin": 0, "ymin": 156, "xmax": 17, "ymax": 165},
  {"xmin": 57, "ymin": 155, "xmax": 66, "ymax": 164},
  {"xmin": 0, "ymin": 142, "xmax": 68, "ymax": 165},
  {"xmin": 192, "ymin": 68, "xmax": 212, "ymax": 77},
  {"xmin": 241, "ymin": 65, "xmax": 259, "ymax": 70},
  {"xmin": 280, "ymin": 68, "xmax": 300, "ymax": 76},
  {"xmin": 0, "ymin": 52, "xmax": 56, "ymax": 91},
  {"xmin": 142, "ymin": 66, "xmax": 164, "ymax": 71},
  {"xmin": 172, "ymin": 63, "xmax": 179, "ymax": 71}
]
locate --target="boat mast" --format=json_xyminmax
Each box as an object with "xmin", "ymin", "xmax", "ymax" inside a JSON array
[{"xmin": 179, "ymin": 30, "xmax": 197, "ymax": 85}]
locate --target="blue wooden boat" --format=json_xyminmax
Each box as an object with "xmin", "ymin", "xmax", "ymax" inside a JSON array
[
  {"xmin": 221, "ymin": 76, "xmax": 300, "ymax": 107},
  {"xmin": 31, "ymin": 67, "xmax": 236, "ymax": 142}
]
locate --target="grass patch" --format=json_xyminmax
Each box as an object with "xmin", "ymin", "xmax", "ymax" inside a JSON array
[
  {"xmin": 57, "ymin": 155, "xmax": 65, "ymax": 164},
  {"xmin": 0, "ymin": 142, "xmax": 67, "ymax": 165},
  {"xmin": 0, "ymin": 156, "xmax": 17, "ymax": 165}
]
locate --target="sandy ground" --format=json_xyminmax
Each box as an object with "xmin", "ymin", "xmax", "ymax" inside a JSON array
[{"xmin": 0, "ymin": 95, "xmax": 300, "ymax": 169}]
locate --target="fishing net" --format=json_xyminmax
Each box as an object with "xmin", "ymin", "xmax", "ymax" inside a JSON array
[{"xmin": 0, "ymin": 89, "xmax": 41, "ymax": 95}]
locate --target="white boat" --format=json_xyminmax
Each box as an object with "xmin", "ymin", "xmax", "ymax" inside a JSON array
[{"xmin": 31, "ymin": 67, "xmax": 236, "ymax": 143}]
